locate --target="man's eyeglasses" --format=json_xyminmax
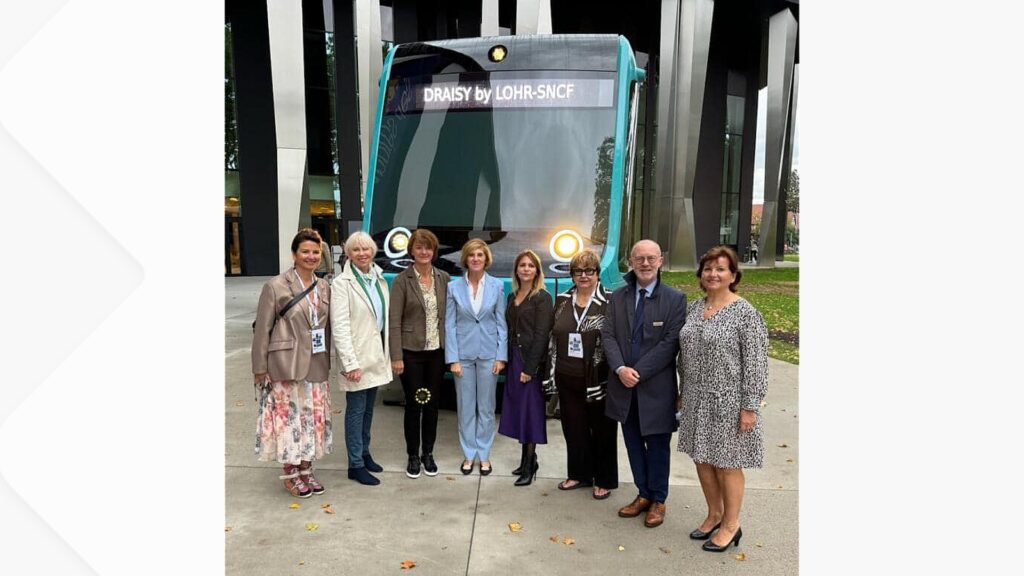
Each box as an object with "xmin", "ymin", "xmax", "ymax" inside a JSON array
[
  {"xmin": 570, "ymin": 268, "xmax": 598, "ymax": 277},
  {"xmin": 631, "ymin": 255, "xmax": 661, "ymax": 265}
]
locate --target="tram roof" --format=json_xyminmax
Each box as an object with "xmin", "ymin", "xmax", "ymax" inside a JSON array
[{"xmin": 392, "ymin": 34, "xmax": 626, "ymax": 73}]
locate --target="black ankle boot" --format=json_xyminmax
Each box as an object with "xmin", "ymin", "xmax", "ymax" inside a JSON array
[
  {"xmin": 512, "ymin": 443, "xmax": 528, "ymax": 476},
  {"xmin": 514, "ymin": 444, "xmax": 537, "ymax": 486}
]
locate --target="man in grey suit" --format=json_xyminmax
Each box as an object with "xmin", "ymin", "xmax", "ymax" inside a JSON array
[{"xmin": 602, "ymin": 239, "xmax": 686, "ymax": 528}]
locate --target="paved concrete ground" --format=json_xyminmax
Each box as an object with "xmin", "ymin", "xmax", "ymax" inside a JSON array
[{"xmin": 226, "ymin": 276, "xmax": 799, "ymax": 575}]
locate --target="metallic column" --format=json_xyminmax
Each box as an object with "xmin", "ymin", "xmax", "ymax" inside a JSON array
[
  {"xmin": 654, "ymin": 0, "xmax": 714, "ymax": 269},
  {"xmin": 515, "ymin": 0, "xmax": 552, "ymax": 35},
  {"xmin": 267, "ymin": 0, "xmax": 310, "ymax": 272},
  {"xmin": 336, "ymin": 0, "xmax": 364, "ymax": 235},
  {"xmin": 481, "ymin": 0, "xmax": 499, "ymax": 37},
  {"xmin": 355, "ymin": 0, "xmax": 383, "ymax": 219},
  {"xmin": 759, "ymin": 7, "xmax": 797, "ymax": 267},
  {"xmin": 775, "ymin": 62, "xmax": 799, "ymax": 258}
]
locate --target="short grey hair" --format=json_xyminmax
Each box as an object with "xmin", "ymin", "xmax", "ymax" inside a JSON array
[{"xmin": 343, "ymin": 231, "xmax": 378, "ymax": 257}]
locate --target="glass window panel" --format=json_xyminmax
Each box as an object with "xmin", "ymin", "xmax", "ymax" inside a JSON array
[{"xmin": 725, "ymin": 94, "xmax": 744, "ymax": 135}]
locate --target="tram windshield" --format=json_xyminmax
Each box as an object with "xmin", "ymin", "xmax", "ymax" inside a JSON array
[{"xmin": 368, "ymin": 69, "xmax": 618, "ymax": 277}]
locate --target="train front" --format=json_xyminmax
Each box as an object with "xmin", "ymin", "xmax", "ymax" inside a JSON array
[{"xmin": 365, "ymin": 35, "xmax": 630, "ymax": 292}]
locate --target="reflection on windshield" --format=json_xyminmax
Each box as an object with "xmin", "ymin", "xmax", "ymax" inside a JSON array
[
  {"xmin": 371, "ymin": 108, "xmax": 615, "ymax": 231},
  {"xmin": 369, "ymin": 75, "xmax": 618, "ymax": 277}
]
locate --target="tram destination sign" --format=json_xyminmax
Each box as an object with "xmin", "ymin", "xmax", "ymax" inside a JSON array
[{"xmin": 388, "ymin": 77, "xmax": 615, "ymax": 113}]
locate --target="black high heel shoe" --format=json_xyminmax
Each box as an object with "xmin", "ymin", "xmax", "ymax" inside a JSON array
[
  {"xmin": 689, "ymin": 521, "xmax": 722, "ymax": 540},
  {"xmin": 702, "ymin": 527, "xmax": 742, "ymax": 552},
  {"xmin": 512, "ymin": 457, "xmax": 540, "ymax": 476}
]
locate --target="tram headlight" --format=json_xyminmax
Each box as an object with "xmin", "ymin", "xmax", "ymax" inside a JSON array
[
  {"xmin": 549, "ymin": 229, "xmax": 583, "ymax": 263},
  {"xmin": 384, "ymin": 226, "xmax": 412, "ymax": 258}
]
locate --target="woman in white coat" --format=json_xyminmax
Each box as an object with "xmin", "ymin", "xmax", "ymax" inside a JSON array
[{"xmin": 331, "ymin": 231, "xmax": 392, "ymax": 486}]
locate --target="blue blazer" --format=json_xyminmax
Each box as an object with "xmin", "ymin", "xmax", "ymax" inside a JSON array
[
  {"xmin": 445, "ymin": 273, "xmax": 508, "ymax": 363},
  {"xmin": 601, "ymin": 270, "xmax": 687, "ymax": 436}
]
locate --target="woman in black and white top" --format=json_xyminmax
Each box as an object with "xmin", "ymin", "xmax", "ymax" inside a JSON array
[{"xmin": 548, "ymin": 249, "xmax": 618, "ymax": 500}]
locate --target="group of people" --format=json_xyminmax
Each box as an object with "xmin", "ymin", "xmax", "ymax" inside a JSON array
[{"xmin": 251, "ymin": 228, "xmax": 768, "ymax": 552}]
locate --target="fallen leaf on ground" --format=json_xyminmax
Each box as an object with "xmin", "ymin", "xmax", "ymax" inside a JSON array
[
  {"xmin": 224, "ymin": 526, "xmax": 232, "ymax": 532},
  {"xmin": 776, "ymin": 485, "xmax": 784, "ymax": 489},
  {"xmin": 508, "ymin": 522, "xmax": 522, "ymax": 533},
  {"xmin": 786, "ymin": 458, "xmax": 794, "ymax": 463},
  {"xmin": 298, "ymin": 560, "xmax": 305, "ymax": 565},
  {"xmin": 400, "ymin": 560, "xmax": 416, "ymax": 570},
  {"xmin": 446, "ymin": 476, "xmax": 456, "ymax": 482},
  {"xmin": 659, "ymin": 547, "xmax": 671, "ymax": 554},
  {"xmin": 549, "ymin": 535, "xmax": 560, "ymax": 543},
  {"xmin": 760, "ymin": 401, "xmax": 768, "ymax": 407},
  {"xmin": 305, "ymin": 523, "xmax": 319, "ymax": 531},
  {"xmin": 563, "ymin": 538, "xmax": 575, "ymax": 546},
  {"xmin": 735, "ymin": 553, "xmax": 746, "ymax": 561},
  {"xmin": 235, "ymin": 401, "xmax": 245, "ymax": 407},
  {"xmin": 777, "ymin": 443, "xmax": 788, "ymax": 448},
  {"xmin": 332, "ymin": 409, "xmax": 343, "ymax": 414},
  {"xmin": 617, "ymin": 545, "xmax": 625, "ymax": 551},
  {"xmin": 756, "ymin": 543, "xmax": 763, "ymax": 548},
  {"xmin": 289, "ymin": 503, "xmax": 301, "ymax": 509},
  {"xmin": 322, "ymin": 505, "xmax": 336, "ymax": 514}
]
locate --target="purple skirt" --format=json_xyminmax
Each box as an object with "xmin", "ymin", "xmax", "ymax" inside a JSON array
[{"xmin": 498, "ymin": 347, "xmax": 548, "ymax": 444}]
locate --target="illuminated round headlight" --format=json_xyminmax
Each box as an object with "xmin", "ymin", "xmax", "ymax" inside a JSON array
[
  {"xmin": 384, "ymin": 226, "xmax": 412, "ymax": 258},
  {"xmin": 548, "ymin": 229, "xmax": 583, "ymax": 263}
]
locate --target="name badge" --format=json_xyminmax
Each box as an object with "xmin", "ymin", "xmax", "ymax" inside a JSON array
[
  {"xmin": 311, "ymin": 328, "xmax": 326, "ymax": 354},
  {"xmin": 567, "ymin": 332, "xmax": 584, "ymax": 359},
  {"xmin": 652, "ymin": 321, "xmax": 664, "ymax": 327}
]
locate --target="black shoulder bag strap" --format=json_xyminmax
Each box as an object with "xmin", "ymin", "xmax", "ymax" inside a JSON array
[{"xmin": 252, "ymin": 279, "xmax": 319, "ymax": 333}]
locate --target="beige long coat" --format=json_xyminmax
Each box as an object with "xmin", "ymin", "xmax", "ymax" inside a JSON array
[{"xmin": 330, "ymin": 260, "xmax": 392, "ymax": 391}]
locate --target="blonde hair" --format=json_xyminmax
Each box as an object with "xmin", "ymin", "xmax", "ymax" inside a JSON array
[
  {"xmin": 512, "ymin": 250, "xmax": 545, "ymax": 296},
  {"xmin": 343, "ymin": 231, "xmax": 378, "ymax": 257},
  {"xmin": 459, "ymin": 238, "xmax": 493, "ymax": 269}
]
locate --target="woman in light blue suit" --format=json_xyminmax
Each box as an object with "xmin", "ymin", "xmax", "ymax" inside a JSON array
[{"xmin": 445, "ymin": 238, "xmax": 508, "ymax": 476}]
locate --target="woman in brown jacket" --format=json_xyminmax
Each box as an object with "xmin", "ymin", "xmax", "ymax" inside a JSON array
[
  {"xmin": 389, "ymin": 229, "xmax": 449, "ymax": 479},
  {"xmin": 252, "ymin": 228, "xmax": 332, "ymax": 498}
]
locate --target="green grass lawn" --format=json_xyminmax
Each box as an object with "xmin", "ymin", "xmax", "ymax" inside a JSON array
[{"xmin": 661, "ymin": 267, "xmax": 799, "ymax": 364}]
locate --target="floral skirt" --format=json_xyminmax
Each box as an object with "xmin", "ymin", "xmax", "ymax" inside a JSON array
[{"xmin": 255, "ymin": 379, "xmax": 332, "ymax": 465}]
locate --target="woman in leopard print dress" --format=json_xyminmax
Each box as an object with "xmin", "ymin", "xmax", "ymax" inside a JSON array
[{"xmin": 676, "ymin": 246, "xmax": 768, "ymax": 552}]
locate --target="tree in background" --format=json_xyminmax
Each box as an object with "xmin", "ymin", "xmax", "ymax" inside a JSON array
[
  {"xmin": 750, "ymin": 169, "xmax": 799, "ymax": 254},
  {"xmin": 786, "ymin": 169, "xmax": 799, "ymax": 214},
  {"xmin": 751, "ymin": 208, "xmax": 761, "ymax": 245},
  {"xmin": 784, "ymin": 169, "xmax": 799, "ymax": 251}
]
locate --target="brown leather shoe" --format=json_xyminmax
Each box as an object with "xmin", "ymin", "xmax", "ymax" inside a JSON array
[
  {"xmin": 618, "ymin": 496, "xmax": 652, "ymax": 518},
  {"xmin": 644, "ymin": 502, "xmax": 666, "ymax": 528}
]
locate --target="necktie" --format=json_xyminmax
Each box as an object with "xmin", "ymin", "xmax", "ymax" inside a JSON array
[{"xmin": 631, "ymin": 288, "xmax": 647, "ymax": 364}]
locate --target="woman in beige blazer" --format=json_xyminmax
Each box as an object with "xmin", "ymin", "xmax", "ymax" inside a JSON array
[
  {"xmin": 388, "ymin": 229, "xmax": 449, "ymax": 479},
  {"xmin": 252, "ymin": 228, "xmax": 332, "ymax": 499},
  {"xmin": 331, "ymin": 231, "xmax": 392, "ymax": 486}
]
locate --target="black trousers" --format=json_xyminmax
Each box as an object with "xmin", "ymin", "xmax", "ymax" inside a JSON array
[
  {"xmin": 557, "ymin": 371, "xmax": 619, "ymax": 489},
  {"xmin": 400, "ymin": 348, "xmax": 445, "ymax": 456}
]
